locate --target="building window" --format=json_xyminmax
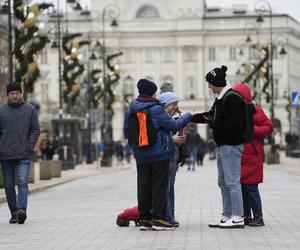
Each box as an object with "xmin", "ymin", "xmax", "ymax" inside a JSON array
[
  {"xmin": 144, "ymin": 48, "xmax": 153, "ymax": 63},
  {"xmin": 136, "ymin": 5, "xmax": 160, "ymax": 18},
  {"xmin": 183, "ymin": 46, "xmax": 196, "ymax": 62},
  {"xmin": 208, "ymin": 47, "xmax": 216, "ymax": 61},
  {"xmin": 274, "ymin": 78, "xmax": 279, "ymax": 99},
  {"xmin": 144, "ymin": 76, "xmax": 154, "ymax": 81},
  {"xmin": 41, "ymin": 82, "xmax": 48, "ymax": 103},
  {"xmin": 162, "ymin": 76, "xmax": 174, "ymax": 85},
  {"xmin": 123, "ymin": 76, "xmax": 134, "ymax": 96},
  {"xmin": 40, "ymin": 49, "xmax": 48, "ymax": 64},
  {"xmin": 272, "ymin": 45, "xmax": 278, "ymax": 59},
  {"xmin": 229, "ymin": 47, "xmax": 236, "ymax": 60},
  {"xmin": 249, "ymin": 47, "xmax": 261, "ymax": 60},
  {"xmin": 185, "ymin": 77, "xmax": 196, "ymax": 99},
  {"xmin": 163, "ymin": 47, "xmax": 173, "ymax": 62},
  {"xmin": 124, "ymin": 49, "xmax": 132, "ymax": 63}
]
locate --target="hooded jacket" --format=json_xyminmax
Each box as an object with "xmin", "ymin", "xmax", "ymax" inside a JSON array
[
  {"xmin": 124, "ymin": 96, "xmax": 192, "ymax": 164},
  {"xmin": 0, "ymin": 100, "xmax": 40, "ymax": 160},
  {"xmin": 233, "ymin": 83, "xmax": 273, "ymax": 184}
]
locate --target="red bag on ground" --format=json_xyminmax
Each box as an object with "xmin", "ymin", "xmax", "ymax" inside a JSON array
[{"xmin": 116, "ymin": 206, "xmax": 140, "ymax": 227}]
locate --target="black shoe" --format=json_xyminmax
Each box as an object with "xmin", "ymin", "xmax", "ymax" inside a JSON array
[
  {"xmin": 17, "ymin": 210, "xmax": 27, "ymax": 224},
  {"xmin": 140, "ymin": 219, "xmax": 152, "ymax": 231},
  {"xmin": 244, "ymin": 217, "xmax": 252, "ymax": 226},
  {"xmin": 9, "ymin": 213, "xmax": 17, "ymax": 224},
  {"xmin": 152, "ymin": 219, "xmax": 175, "ymax": 231},
  {"xmin": 249, "ymin": 217, "xmax": 264, "ymax": 227},
  {"xmin": 169, "ymin": 219, "xmax": 179, "ymax": 228}
]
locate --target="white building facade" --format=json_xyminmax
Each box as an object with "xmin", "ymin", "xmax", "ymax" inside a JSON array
[{"xmin": 37, "ymin": 0, "xmax": 300, "ymax": 141}]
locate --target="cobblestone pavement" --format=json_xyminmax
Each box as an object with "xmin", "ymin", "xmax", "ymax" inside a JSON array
[{"xmin": 0, "ymin": 155, "xmax": 299, "ymax": 250}]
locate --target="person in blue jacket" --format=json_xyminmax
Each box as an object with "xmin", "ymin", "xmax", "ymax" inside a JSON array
[{"xmin": 124, "ymin": 79, "xmax": 196, "ymax": 231}]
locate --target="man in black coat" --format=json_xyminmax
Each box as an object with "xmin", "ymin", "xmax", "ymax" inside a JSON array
[
  {"xmin": 0, "ymin": 82, "xmax": 40, "ymax": 224},
  {"xmin": 191, "ymin": 66, "xmax": 245, "ymax": 229}
]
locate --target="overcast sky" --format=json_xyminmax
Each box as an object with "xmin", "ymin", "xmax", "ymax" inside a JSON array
[{"xmin": 206, "ymin": 0, "xmax": 300, "ymax": 22}]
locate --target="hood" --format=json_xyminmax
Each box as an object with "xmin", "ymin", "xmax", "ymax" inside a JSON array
[
  {"xmin": 129, "ymin": 99, "xmax": 160, "ymax": 112},
  {"xmin": 232, "ymin": 83, "xmax": 252, "ymax": 103}
]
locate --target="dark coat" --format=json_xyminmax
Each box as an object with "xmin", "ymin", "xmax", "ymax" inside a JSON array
[
  {"xmin": 233, "ymin": 83, "xmax": 273, "ymax": 184},
  {"xmin": 191, "ymin": 88, "xmax": 245, "ymax": 146},
  {"xmin": 124, "ymin": 96, "xmax": 192, "ymax": 164},
  {"xmin": 0, "ymin": 100, "xmax": 40, "ymax": 160}
]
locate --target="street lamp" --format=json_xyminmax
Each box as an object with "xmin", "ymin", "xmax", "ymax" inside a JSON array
[
  {"xmin": 254, "ymin": 0, "xmax": 281, "ymax": 163},
  {"xmin": 100, "ymin": 3, "xmax": 120, "ymax": 167},
  {"xmin": 49, "ymin": 1, "xmax": 64, "ymax": 146},
  {"xmin": 0, "ymin": 0, "xmax": 13, "ymax": 83},
  {"xmin": 6, "ymin": 0, "xmax": 12, "ymax": 83},
  {"xmin": 254, "ymin": 0, "xmax": 274, "ymax": 121}
]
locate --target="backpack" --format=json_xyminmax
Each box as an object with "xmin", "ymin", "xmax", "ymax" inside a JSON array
[
  {"xmin": 128, "ymin": 109, "xmax": 157, "ymax": 148},
  {"xmin": 222, "ymin": 90, "xmax": 256, "ymax": 143}
]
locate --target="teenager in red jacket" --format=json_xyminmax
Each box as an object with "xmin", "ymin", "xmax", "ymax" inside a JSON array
[{"xmin": 233, "ymin": 83, "xmax": 273, "ymax": 227}]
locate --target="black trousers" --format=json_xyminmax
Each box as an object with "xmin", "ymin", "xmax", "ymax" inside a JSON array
[
  {"xmin": 137, "ymin": 159, "xmax": 170, "ymax": 221},
  {"xmin": 242, "ymin": 184, "xmax": 263, "ymax": 218}
]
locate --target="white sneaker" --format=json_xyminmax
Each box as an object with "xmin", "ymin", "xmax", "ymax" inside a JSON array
[
  {"xmin": 219, "ymin": 216, "xmax": 244, "ymax": 229},
  {"xmin": 208, "ymin": 216, "xmax": 230, "ymax": 228}
]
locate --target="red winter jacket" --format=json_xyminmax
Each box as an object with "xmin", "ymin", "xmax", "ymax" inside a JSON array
[{"xmin": 233, "ymin": 83, "xmax": 273, "ymax": 184}]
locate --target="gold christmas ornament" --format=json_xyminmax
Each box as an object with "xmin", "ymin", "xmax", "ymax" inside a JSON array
[
  {"xmin": 17, "ymin": 23, "xmax": 25, "ymax": 30},
  {"xmin": 16, "ymin": 3, "xmax": 24, "ymax": 12},
  {"xmin": 29, "ymin": 4, "xmax": 40, "ymax": 15},
  {"xmin": 113, "ymin": 64, "xmax": 121, "ymax": 74},
  {"xmin": 24, "ymin": 16, "xmax": 37, "ymax": 28},
  {"xmin": 71, "ymin": 83, "xmax": 80, "ymax": 94},
  {"xmin": 72, "ymin": 42, "xmax": 80, "ymax": 49},
  {"xmin": 28, "ymin": 62, "xmax": 38, "ymax": 74},
  {"xmin": 71, "ymin": 51, "xmax": 79, "ymax": 60}
]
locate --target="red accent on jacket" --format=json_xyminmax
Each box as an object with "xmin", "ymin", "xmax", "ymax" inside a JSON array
[
  {"xmin": 233, "ymin": 83, "xmax": 273, "ymax": 184},
  {"xmin": 117, "ymin": 206, "xmax": 138, "ymax": 221}
]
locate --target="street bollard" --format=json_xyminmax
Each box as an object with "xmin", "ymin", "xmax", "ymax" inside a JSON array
[
  {"xmin": 28, "ymin": 163, "xmax": 35, "ymax": 183},
  {"xmin": 50, "ymin": 160, "xmax": 62, "ymax": 178},
  {"xmin": 40, "ymin": 161, "xmax": 52, "ymax": 180}
]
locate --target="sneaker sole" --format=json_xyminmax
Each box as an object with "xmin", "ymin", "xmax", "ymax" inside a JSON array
[
  {"xmin": 17, "ymin": 213, "xmax": 27, "ymax": 224},
  {"xmin": 219, "ymin": 225, "xmax": 244, "ymax": 229},
  {"xmin": 152, "ymin": 226, "xmax": 175, "ymax": 231},
  {"xmin": 140, "ymin": 226, "xmax": 152, "ymax": 231},
  {"xmin": 208, "ymin": 224, "xmax": 221, "ymax": 228}
]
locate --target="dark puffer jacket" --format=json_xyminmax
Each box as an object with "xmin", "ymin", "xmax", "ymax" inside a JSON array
[
  {"xmin": 124, "ymin": 96, "xmax": 192, "ymax": 164},
  {"xmin": 0, "ymin": 100, "xmax": 40, "ymax": 160},
  {"xmin": 233, "ymin": 83, "xmax": 273, "ymax": 184}
]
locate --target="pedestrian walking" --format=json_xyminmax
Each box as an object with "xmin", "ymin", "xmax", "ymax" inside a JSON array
[
  {"xmin": 115, "ymin": 140, "xmax": 124, "ymax": 164},
  {"xmin": 185, "ymin": 124, "xmax": 201, "ymax": 171},
  {"xmin": 0, "ymin": 82, "xmax": 40, "ymax": 224},
  {"xmin": 124, "ymin": 79, "xmax": 195, "ymax": 231},
  {"xmin": 158, "ymin": 91, "xmax": 186, "ymax": 227},
  {"xmin": 191, "ymin": 66, "xmax": 246, "ymax": 228},
  {"xmin": 196, "ymin": 135, "xmax": 206, "ymax": 166},
  {"xmin": 233, "ymin": 83, "xmax": 273, "ymax": 227},
  {"xmin": 124, "ymin": 143, "xmax": 132, "ymax": 164}
]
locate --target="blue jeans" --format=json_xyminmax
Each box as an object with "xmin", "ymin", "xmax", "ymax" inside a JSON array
[
  {"xmin": 242, "ymin": 184, "xmax": 263, "ymax": 218},
  {"xmin": 217, "ymin": 145, "xmax": 243, "ymax": 217},
  {"xmin": 166, "ymin": 159, "xmax": 177, "ymax": 222},
  {"xmin": 1, "ymin": 159, "xmax": 31, "ymax": 214},
  {"xmin": 187, "ymin": 146, "xmax": 197, "ymax": 168}
]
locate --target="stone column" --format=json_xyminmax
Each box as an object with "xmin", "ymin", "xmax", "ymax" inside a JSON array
[{"xmin": 176, "ymin": 47, "xmax": 183, "ymax": 98}]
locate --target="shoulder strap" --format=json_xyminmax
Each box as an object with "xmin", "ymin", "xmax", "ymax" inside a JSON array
[{"xmin": 222, "ymin": 89, "xmax": 243, "ymax": 104}]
